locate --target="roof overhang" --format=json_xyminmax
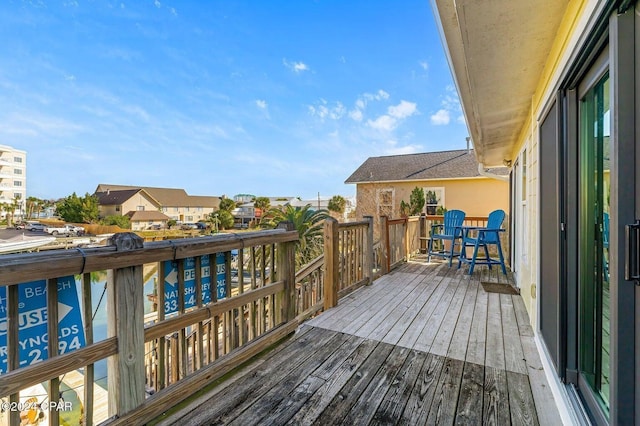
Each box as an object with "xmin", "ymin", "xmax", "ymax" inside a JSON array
[{"xmin": 430, "ymin": 0, "xmax": 571, "ymax": 166}]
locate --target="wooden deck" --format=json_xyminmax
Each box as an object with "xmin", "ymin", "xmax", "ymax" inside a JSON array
[{"xmin": 154, "ymin": 261, "xmax": 561, "ymax": 425}]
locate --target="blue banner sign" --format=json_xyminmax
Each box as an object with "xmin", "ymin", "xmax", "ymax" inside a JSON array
[
  {"xmin": 0, "ymin": 276, "xmax": 86, "ymax": 373},
  {"xmin": 163, "ymin": 253, "xmax": 227, "ymax": 315}
]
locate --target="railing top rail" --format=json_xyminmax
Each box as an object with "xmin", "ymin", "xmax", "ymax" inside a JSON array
[
  {"xmin": 337, "ymin": 220, "xmax": 370, "ymax": 229},
  {"xmin": 387, "ymin": 218, "xmax": 407, "ymax": 225},
  {"xmin": 0, "ymin": 229, "xmax": 298, "ymax": 286},
  {"xmin": 424, "ymin": 215, "xmax": 490, "ymax": 221}
]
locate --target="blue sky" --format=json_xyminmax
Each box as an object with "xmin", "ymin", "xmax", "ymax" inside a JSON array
[{"xmin": 0, "ymin": 0, "xmax": 468, "ymax": 200}]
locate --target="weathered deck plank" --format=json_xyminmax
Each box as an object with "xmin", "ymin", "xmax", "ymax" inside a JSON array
[
  {"xmin": 501, "ymin": 294, "xmax": 528, "ymax": 374},
  {"xmin": 370, "ymin": 349, "xmax": 427, "ymax": 424},
  {"xmin": 454, "ymin": 362, "xmax": 484, "ymax": 425},
  {"xmin": 155, "ymin": 261, "xmax": 561, "ymax": 426}
]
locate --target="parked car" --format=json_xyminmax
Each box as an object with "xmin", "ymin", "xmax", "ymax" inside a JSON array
[
  {"xmin": 44, "ymin": 224, "xmax": 85, "ymax": 236},
  {"xmin": 181, "ymin": 223, "xmax": 198, "ymax": 230},
  {"xmin": 15, "ymin": 222, "xmax": 27, "ymax": 230},
  {"xmin": 26, "ymin": 222, "xmax": 46, "ymax": 232},
  {"xmin": 195, "ymin": 222, "xmax": 208, "ymax": 230}
]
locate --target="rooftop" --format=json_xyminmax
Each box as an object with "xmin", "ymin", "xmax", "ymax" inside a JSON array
[{"xmin": 345, "ymin": 149, "xmax": 509, "ymax": 184}]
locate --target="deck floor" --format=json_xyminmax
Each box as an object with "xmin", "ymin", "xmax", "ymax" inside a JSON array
[{"xmin": 156, "ymin": 261, "xmax": 562, "ymax": 425}]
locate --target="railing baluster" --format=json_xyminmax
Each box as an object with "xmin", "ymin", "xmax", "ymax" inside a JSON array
[{"xmin": 82, "ymin": 272, "xmax": 94, "ymax": 426}]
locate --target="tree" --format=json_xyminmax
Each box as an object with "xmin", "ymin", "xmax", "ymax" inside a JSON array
[
  {"xmin": 26, "ymin": 196, "xmax": 42, "ymax": 219},
  {"xmin": 261, "ymin": 205, "xmax": 329, "ymax": 267},
  {"xmin": 219, "ymin": 197, "xmax": 236, "ymax": 212},
  {"xmin": 327, "ymin": 195, "xmax": 347, "ymax": 214},
  {"xmin": 409, "ymin": 187, "xmax": 425, "ymax": 216},
  {"xmin": 218, "ymin": 210, "xmax": 235, "ymax": 230},
  {"xmin": 207, "ymin": 210, "xmax": 234, "ymax": 232},
  {"xmin": 101, "ymin": 215, "xmax": 131, "ymax": 228},
  {"xmin": 56, "ymin": 192, "xmax": 99, "ymax": 223},
  {"xmin": 254, "ymin": 196, "xmax": 270, "ymax": 211},
  {"xmin": 400, "ymin": 200, "xmax": 411, "ymax": 217}
]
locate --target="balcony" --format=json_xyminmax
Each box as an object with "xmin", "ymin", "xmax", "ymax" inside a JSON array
[
  {"xmin": 0, "ymin": 216, "xmax": 558, "ymax": 426},
  {"xmin": 155, "ymin": 261, "xmax": 559, "ymax": 425}
]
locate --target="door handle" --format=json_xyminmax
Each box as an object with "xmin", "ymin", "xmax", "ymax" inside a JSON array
[{"xmin": 625, "ymin": 220, "xmax": 640, "ymax": 283}]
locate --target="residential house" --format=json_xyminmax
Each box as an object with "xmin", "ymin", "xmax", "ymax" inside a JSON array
[
  {"xmin": 231, "ymin": 196, "xmax": 295, "ymax": 227},
  {"xmin": 95, "ymin": 189, "xmax": 160, "ymax": 218},
  {"xmin": 431, "ymin": 0, "xmax": 636, "ymax": 423},
  {"xmin": 125, "ymin": 210, "xmax": 172, "ymax": 231},
  {"xmin": 95, "ymin": 184, "xmax": 221, "ymax": 223},
  {"xmin": 345, "ymin": 149, "xmax": 509, "ymax": 234}
]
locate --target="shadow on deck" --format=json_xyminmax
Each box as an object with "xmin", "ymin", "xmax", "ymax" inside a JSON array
[{"xmin": 153, "ymin": 261, "xmax": 561, "ymax": 425}]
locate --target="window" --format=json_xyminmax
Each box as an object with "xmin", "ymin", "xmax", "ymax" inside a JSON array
[
  {"xmin": 376, "ymin": 188, "xmax": 394, "ymax": 217},
  {"xmin": 137, "ymin": 205, "xmax": 145, "ymax": 211},
  {"xmin": 423, "ymin": 187, "xmax": 445, "ymax": 215},
  {"xmin": 14, "ymin": 157, "xmax": 22, "ymax": 163},
  {"xmin": 14, "ymin": 169, "xmax": 22, "ymax": 175},
  {"xmin": 115, "ymin": 206, "xmax": 121, "ymax": 212},
  {"xmin": 14, "ymin": 181, "xmax": 22, "ymax": 187}
]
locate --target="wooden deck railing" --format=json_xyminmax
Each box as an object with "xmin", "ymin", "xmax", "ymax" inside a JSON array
[
  {"xmin": 0, "ymin": 227, "xmax": 298, "ymax": 426},
  {"xmin": 0, "ymin": 212, "xmax": 507, "ymax": 425}
]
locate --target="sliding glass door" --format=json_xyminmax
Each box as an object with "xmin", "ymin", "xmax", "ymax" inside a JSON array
[{"xmin": 578, "ymin": 67, "xmax": 610, "ymax": 419}]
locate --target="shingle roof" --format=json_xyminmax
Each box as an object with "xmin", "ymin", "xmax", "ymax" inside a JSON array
[
  {"xmin": 344, "ymin": 149, "xmax": 509, "ymax": 183},
  {"xmin": 125, "ymin": 210, "xmax": 171, "ymax": 221},
  {"xmin": 95, "ymin": 184, "xmax": 220, "ymax": 207},
  {"xmin": 95, "ymin": 189, "xmax": 144, "ymax": 205}
]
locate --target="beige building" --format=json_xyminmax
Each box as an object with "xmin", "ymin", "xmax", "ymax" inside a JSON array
[
  {"xmin": 95, "ymin": 184, "xmax": 221, "ymax": 223},
  {"xmin": 345, "ymin": 149, "xmax": 509, "ymax": 233}
]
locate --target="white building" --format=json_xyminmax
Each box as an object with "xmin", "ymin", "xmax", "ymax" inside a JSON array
[{"xmin": 0, "ymin": 144, "xmax": 26, "ymax": 217}]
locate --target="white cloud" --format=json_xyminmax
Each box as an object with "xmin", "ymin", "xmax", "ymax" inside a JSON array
[
  {"xmin": 430, "ymin": 109, "xmax": 450, "ymax": 125},
  {"xmin": 349, "ymin": 109, "xmax": 363, "ymax": 122},
  {"xmin": 170, "ymin": 7, "xmax": 177, "ymax": 16},
  {"xmin": 308, "ymin": 100, "xmax": 344, "ymax": 121},
  {"xmin": 367, "ymin": 115, "xmax": 397, "ymax": 131},
  {"xmin": 365, "ymin": 100, "xmax": 418, "ymax": 131},
  {"xmin": 419, "ymin": 61, "xmax": 428, "ymax": 71},
  {"xmin": 154, "ymin": 0, "xmax": 161, "ymax": 8},
  {"xmin": 283, "ymin": 59, "xmax": 309, "ymax": 73},
  {"xmin": 384, "ymin": 143, "xmax": 423, "ymax": 156},
  {"xmin": 65, "ymin": 74, "xmax": 76, "ymax": 81},
  {"xmin": 457, "ymin": 114, "xmax": 466, "ymax": 124},
  {"xmin": 388, "ymin": 100, "xmax": 417, "ymax": 119},
  {"xmin": 255, "ymin": 99, "xmax": 267, "ymax": 109}
]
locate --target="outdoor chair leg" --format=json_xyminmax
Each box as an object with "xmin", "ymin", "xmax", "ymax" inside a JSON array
[
  {"xmin": 497, "ymin": 239, "xmax": 507, "ymax": 275},
  {"xmin": 483, "ymin": 243, "xmax": 491, "ymax": 270},
  {"xmin": 448, "ymin": 238, "xmax": 456, "ymax": 267},
  {"xmin": 427, "ymin": 237, "xmax": 433, "ymax": 262},
  {"xmin": 469, "ymin": 240, "xmax": 481, "ymax": 275}
]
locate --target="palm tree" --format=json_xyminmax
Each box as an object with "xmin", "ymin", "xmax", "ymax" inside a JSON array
[{"xmin": 261, "ymin": 204, "xmax": 329, "ymax": 267}]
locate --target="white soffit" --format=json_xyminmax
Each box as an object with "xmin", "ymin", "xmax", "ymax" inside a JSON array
[{"xmin": 432, "ymin": 0, "xmax": 570, "ymax": 166}]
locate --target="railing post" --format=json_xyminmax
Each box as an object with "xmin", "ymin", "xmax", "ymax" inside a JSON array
[
  {"xmin": 276, "ymin": 221, "xmax": 296, "ymax": 322},
  {"xmin": 404, "ymin": 217, "xmax": 410, "ymax": 261},
  {"xmin": 364, "ymin": 215, "xmax": 374, "ymax": 284},
  {"xmin": 107, "ymin": 232, "xmax": 146, "ymax": 417},
  {"xmin": 323, "ymin": 217, "xmax": 339, "ymax": 310},
  {"xmin": 380, "ymin": 215, "xmax": 389, "ymax": 275},
  {"xmin": 419, "ymin": 213, "xmax": 426, "ymax": 254}
]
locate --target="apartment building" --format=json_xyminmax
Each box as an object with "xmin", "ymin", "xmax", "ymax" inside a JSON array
[{"xmin": 0, "ymin": 144, "xmax": 26, "ymax": 217}]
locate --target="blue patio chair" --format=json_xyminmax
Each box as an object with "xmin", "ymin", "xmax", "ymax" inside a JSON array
[
  {"xmin": 427, "ymin": 209, "xmax": 466, "ymax": 267},
  {"xmin": 458, "ymin": 209, "xmax": 507, "ymax": 275}
]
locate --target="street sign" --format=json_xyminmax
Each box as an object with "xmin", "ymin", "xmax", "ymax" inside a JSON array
[
  {"xmin": 163, "ymin": 253, "xmax": 227, "ymax": 316},
  {"xmin": 0, "ymin": 276, "xmax": 86, "ymax": 373}
]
